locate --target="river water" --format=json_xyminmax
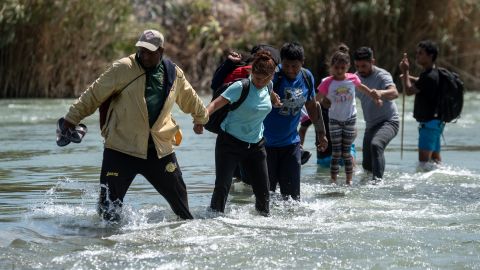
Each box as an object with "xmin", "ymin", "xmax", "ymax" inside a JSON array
[{"xmin": 0, "ymin": 94, "xmax": 479, "ymax": 269}]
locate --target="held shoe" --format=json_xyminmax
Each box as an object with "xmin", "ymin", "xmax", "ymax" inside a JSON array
[
  {"xmin": 300, "ymin": 150, "xmax": 312, "ymax": 165},
  {"xmin": 56, "ymin": 117, "xmax": 88, "ymax": 147},
  {"xmin": 70, "ymin": 123, "xmax": 87, "ymax": 143},
  {"xmin": 56, "ymin": 118, "xmax": 70, "ymax": 146}
]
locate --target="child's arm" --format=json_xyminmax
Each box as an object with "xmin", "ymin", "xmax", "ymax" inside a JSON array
[
  {"xmin": 315, "ymin": 91, "xmax": 326, "ymax": 103},
  {"xmin": 357, "ymin": 84, "xmax": 383, "ymax": 107}
]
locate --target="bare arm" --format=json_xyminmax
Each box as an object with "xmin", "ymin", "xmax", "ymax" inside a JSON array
[
  {"xmin": 401, "ymin": 71, "xmax": 419, "ymax": 96},
  {"xmin": 307, "ymin": 96, "xmax": 328, "ymax": 151},
  {"xmin": 305, "ymin": 100, "xmax": 325, "ymax": 136},
  {"xmin": 356, "ymin": 83, "xmax": 373, "ymax": 95},
  {"xmin": 315, "ymin": 91, "xmax": 325, "ymax": 103},
  {"xmin": 206, "ymin": 96, "xmax": 230, "ymax": 116},
  {"xmin": 399, "ymin": 53, "xmax": 420, "ymax": 96},
  {"xmin": 375, "ymin": 85, "xmax": 399, "ymax": 100},
  {"xmin": 357, "ymin": 84, "xmax": 383, "ymax": 106}
]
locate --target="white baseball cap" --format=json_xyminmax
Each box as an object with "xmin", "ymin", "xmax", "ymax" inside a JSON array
[{"xmin": 135, "ymin": 30, "xmax": 164, "ymax": 51}]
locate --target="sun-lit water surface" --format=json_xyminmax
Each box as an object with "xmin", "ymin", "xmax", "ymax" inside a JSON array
[{"xmin": 0, "ymin": 94, "xmax": 479, "ymax": 269}]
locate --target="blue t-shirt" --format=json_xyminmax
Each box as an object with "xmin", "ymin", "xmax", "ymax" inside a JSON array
[
  {"xmin": 221, "ymin": 78, "xmax": 272, "ymax": 143},
  {"xmin": 264, "ymin": 67, "xmax": 315, "ymax": 147}
]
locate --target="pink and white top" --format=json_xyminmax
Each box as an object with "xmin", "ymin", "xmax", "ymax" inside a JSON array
[{"xmin": 317, "ymin": 73, "xmax": 361, "ymax": 121}]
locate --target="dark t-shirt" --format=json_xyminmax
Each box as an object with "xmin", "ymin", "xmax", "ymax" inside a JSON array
[
  {"xmin": 413, "ymin": 68, "xmax": 440, "ymax": 122},
  {"xmin": 145, "ymin": 63, "xmax": 166, "ymax": 127}
]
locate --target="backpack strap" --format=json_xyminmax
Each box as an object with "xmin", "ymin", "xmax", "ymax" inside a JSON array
[
  {"xmin": 229, "ymin": 78, "xmax": 250, "ymax": 111},
  {"xmin": 272, "ymin": 69, "xmax": 282, "ymax": 92},
  {"xmin": 273, "ymin": 67, "xmax": 314, "ymax": 99},
  {"xmin": 267, "ymin": 81, "xmax": 273, "ymax": 94},
  {"xmin": 300, "ymin": 68, "xmax": 314, "ymax": 99},
  {"xmin": 99, "ymin": 70, "xmax": 145, "ymax": 129},
  {"xmin": 163, "ymin": 58, "xmax": 177, "ymax": 92}
]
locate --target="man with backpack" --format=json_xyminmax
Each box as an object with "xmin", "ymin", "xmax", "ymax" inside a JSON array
[
  {"xmin": 264, "ymin": 42, "xmax": 327, "ymax": 200},
  {"xmin": 57, "ymin": 29, "xmax": 209, "ymax": 221},
  {"xmin": 399, "ymin": 40, "xmax": 463, "ymax": 170}
]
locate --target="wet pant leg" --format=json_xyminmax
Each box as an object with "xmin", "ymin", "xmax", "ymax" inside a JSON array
[
  {"xmin": 210, "ymin": 133, "xmax": 243, "ymax": 212},
  {"xmin": 98, "ymin": 148, "xmax": 138, "ymax": 220},
  {"xmin": 266, "ymin": 147, "xmax": 279, "ymax": 192},
  {"xmin": 363, "ymin": 120, "xmax": 399, "ymax": 179},
  {"xmin": 266, "ymin": 144, "xmax": 301, "ymax": 200},
  {"xmin": 240, "ymin": 144, "xmax": 270, "ymax": 214},
  {"xmin": 142, "ymin": 150, "xmax": 193, "ymax": 219}
]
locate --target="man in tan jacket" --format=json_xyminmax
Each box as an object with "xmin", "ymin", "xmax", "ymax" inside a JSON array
[{"xmin": 59, "ymin": 29, "xmax": 208, "ymax": 221}]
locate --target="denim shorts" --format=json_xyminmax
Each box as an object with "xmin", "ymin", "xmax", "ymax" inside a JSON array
[{"xmin": 418, "ymin": 120, "xmax": 445, "ymax": 152}]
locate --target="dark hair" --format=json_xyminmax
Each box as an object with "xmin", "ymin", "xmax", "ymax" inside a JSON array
[
  {"xmin": 417, "ymin": 40, "xmax": 438, "ymax": 62},
  {"xmin": 330, "ymin": 43, "xmax": 350, "ymax": 66},
  {"xmin": 251, "ymin": 44, "xmax": 280, "ymax": 65},
  {"xmin": 251, "ymin": 50, "xmax": 276, "ymax": 76},
  {"xmin": 280, "ymin": 42, "xmax": 304, "ymax": 62},
  {"xmin": 353, "ymin": 47, "xmax": 374, "ymax": 61}
]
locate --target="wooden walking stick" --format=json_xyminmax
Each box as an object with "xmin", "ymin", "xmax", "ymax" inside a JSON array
[
  {"xmin": 400, "ymin": 52, "xmax": 408, "ymax": 159},
  {"xmin": 401, "ymin": 86, "xmax": 405, "ymax": 159}
]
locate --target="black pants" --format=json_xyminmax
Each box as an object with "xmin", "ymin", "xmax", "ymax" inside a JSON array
[
  {"xmin": 98, "ymin": 148, "xmax": 193, "ymax": 220},
  {"xmin": 210, "ymin": 132, "xmax": 270, "ymax": 214},
  {"xmin": 362, "ymin": 120, "xmax": 399, "ymax": 179},
  {"xmin": 266, "ymin": 143, "xmax": 301, "ymax": 200}
]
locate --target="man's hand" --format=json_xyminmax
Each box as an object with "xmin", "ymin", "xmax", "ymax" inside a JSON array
[
  {"xmin": 271, "ymin": 92, "xmax": 283, "ymax": 108},
  {"xmin": 399, "ymin": 53, "xmax": 409, "ymax": 73},
  {"xmin": 56, "ymin": 117, "xmax": 87, "ymax": 146},
  {"xmin": 227, "ymin": 51, "xmax": 242, "ymax": 63},
  {"xmin": 370, "ymin": 89, "xmax": 382, "ymax": 100},
  {"xmin": 193, "ymin": 124, "xmax": 204, "ymax": 134},
  {"xmin": 316, "ymin": 133, "xmax": 328, "ymax": 152},
  {"xmin": 62, "ymin": 119, "xmax": 76, "ymax": 130}
]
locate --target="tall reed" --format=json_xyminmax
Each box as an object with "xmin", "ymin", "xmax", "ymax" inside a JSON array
[
  {"xmin": 0, "ymin": 0, "xmax": 131, "ymax": 98},
  {"xmin": 1, "ymin": 0, "xmax": 479, "ymax": 97}
]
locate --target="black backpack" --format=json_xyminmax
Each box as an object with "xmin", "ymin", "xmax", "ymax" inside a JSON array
[
  {"xmin": 205, "ymin": 78, "xmax": 251, "ymax": 134},
  {"xmin": 435, "ymin": 67, "xmax": 464, "ymax": 123},
  {"xmin": 210, "ymin": 44, "xmax": 280, "ymax": 92}
]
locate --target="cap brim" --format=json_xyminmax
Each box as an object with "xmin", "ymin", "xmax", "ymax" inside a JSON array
[{"xmin": 135, "ymin": 41, "xmax": 159, "ymax": 52}]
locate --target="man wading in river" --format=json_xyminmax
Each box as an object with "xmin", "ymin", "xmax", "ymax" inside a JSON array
[{"xmin": 57, "ymin": 29, "xmax": 209, "ymax": 221}]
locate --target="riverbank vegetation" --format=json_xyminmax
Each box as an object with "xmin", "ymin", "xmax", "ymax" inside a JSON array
[{"xmin": 1, "ymin": 0, "xmax": 479, "ymax": 97}]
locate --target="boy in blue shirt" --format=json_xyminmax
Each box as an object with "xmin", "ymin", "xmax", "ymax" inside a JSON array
[{"xmin": 264, "ymin": 42, "xmax": 327, "ymax": 200}]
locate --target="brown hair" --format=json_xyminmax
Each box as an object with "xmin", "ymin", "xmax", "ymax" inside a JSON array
[
  {"xmin": 330, "ymin": 43, "xmax": 351, "ymax": 66},
  {"xmin": 251, "ymin": 50, "xmax": 276, "ymax": 76}
]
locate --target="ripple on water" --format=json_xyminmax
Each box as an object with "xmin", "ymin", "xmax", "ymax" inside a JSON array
[{"xmin": 1, "ymin": 155, "xmax": 480, "ymax": 269}]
